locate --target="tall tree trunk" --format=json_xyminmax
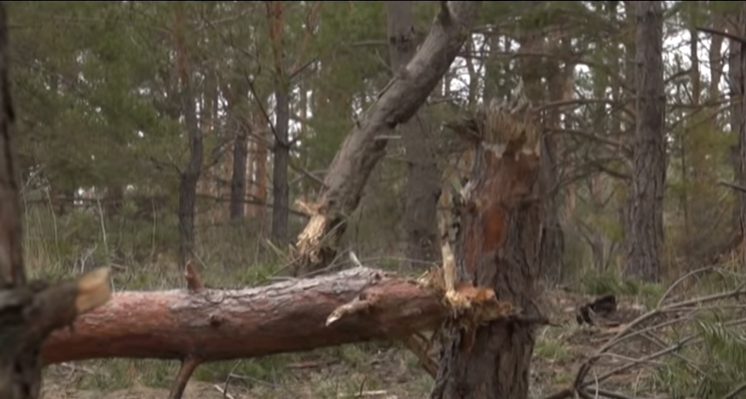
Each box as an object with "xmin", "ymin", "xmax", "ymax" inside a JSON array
[
  {"xmin": 224, "ymin": 80, "xmax": 249, "ymax": 222},
  {"xmin": 739, "ymin": 3, "xmax": 746, "ymax": 267},
  {"xmin": 623, "ymin": 0, "xmax": 665, "ymax": 281},
  {"xmin": 252, "ymin": 107, "xmax": 269, "ymax": 218},
  {"xmin": 515, "ymin": 7, "xmax": 564, "ymax": 284},
  {"xmin": 540, "ymin": 23, "xmax": 567, "ymax": 285},
  {"xmin": 431, "ymin": 102, "xmax": 542, "ymax": 399},
  {"xmin": 174, "ymin": 4, "xmax": 203, "ymax": 267},
  {"xmin": 387, "ymin": 1, "xmax": 441, "ymax": 269},
  {"xmin": 267, "ymin": 1, "xmax": 290, "ymax": 243},
  {"xmin": 620, "ymin": 0, "xmax": 637, "ymax": 246},
  {"xmin": 230, "ymin": 129, "xmax": 248, "ymax": 222},
  {"xmin": 729, "ymin": 16, "xmax": 743, "ymax": 241}
]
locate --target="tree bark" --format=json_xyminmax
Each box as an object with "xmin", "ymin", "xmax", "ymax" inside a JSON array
[
  {"xmin": 251, "ymin": 107, "xmax": 270, "ymax": 218},
  {"xmin": 0, "ymin": 3, "xmax": 111, "ymax": 396},
  {"xmin": 293, "ymin": 1, "xmax": 481, "ymax": 276},
  {"xmin": 41, "ymin": 267, "xmax": 450, "ymax": 364},
  {"xmin": 431, "ymin": 101, "xmax": 542, "ymax": 399},
  {"xmin": 516, "ymin": 4, "xmax": 564, "ymax": 285},
  {"xmin": 623, "ymin": 1, "xmax": 665, "ymax": 281},
  {"xmin": 229, "ymin": 131, "xmax": 248, "ymax": 222},
  {"xmin": 386, "ymin": 1, "xmax": 441, "ymax": 269},
  {"xmin": 738, "ymin": 3, "xmax": 746, "ymax": 267},
  {"xmin": 267, "ymin": 1, "xmax": 290, "ymax": 243},
  {"xmin": 620, "ymin": 0, "xmax": 637, "ymax": 247},
  {"xmin": 223, "ymin": 77, "xmax": 250, "ymax": 222},
  {"xmin": 729, "ymin": 17, "xmax": 743, "ymax": 236},
  {"xmin": 174, "ymin": 4, "xmax": 203, "ymax": 267}
]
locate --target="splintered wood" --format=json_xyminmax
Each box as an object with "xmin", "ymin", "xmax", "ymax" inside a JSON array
[{"xmin": 431, "ymin": 92, "xmax": 544, "ymax": 398}]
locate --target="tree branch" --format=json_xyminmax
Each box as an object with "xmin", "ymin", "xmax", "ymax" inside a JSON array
[{"xmin": 696, "ymin": 26, "xmax": 746, "ymax": 45}]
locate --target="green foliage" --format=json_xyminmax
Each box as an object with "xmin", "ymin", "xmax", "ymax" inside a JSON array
[{"xmin": 693, "ymin": 317, "xmax": 746, "ymax": 398}]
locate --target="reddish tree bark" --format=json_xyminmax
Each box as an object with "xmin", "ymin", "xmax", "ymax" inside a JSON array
[
  {"xmin": 432, "ymin": 100, "xmax": 543, "ymax": 399},
  {"xmin": 41, "ymin": 267, "xmax": 451, "ymax": 364}
]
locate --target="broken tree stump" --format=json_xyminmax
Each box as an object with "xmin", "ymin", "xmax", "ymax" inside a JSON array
[{"xmin": 432, "ymin": 96, "xmax": 544, "ymax": 399}]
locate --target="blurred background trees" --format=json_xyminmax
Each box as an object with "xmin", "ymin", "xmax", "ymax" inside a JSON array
[{"xmin": 11, "ymin": 0, "xmax": 746, "ymax": 290}]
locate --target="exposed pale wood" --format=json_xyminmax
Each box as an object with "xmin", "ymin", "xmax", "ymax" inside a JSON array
[{"xmin": 432, "ymin": 98, "xmax": 543, "ymax": 399}]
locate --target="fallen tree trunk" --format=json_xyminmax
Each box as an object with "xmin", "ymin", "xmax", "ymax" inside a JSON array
[
  {"xmin": 292, "ymin": 1, "xmax": 481, "ymax": 275},
  {"xmin": 41, "ymin": 267, "xmax": 449, "ymax": 364}
]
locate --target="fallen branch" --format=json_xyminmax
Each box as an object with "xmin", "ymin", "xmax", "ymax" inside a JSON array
[
  {"xmin": 541, "ymin": 270, "xmax": 746, "ymax": 399},
  {"xmin": 718, "ymin": 179, "xmax": 746, "ymax": 193}
]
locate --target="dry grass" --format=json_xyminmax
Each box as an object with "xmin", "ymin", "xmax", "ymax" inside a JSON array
[{"xmin": 22, "ymin": 203, "xmax": 746, "ymax": 399}]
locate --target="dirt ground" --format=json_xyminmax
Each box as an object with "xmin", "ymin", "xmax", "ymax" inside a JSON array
[{"xmin": 38, "ymin": 289, "xmax": 666, "ymax": 399}]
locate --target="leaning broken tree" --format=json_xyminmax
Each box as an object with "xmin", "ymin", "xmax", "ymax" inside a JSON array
[
  {"xmin": 0, "ymin": 2, "xmax": 112, "ymax": 398},
  {"xmin": 292, "ymin": 1, "xmax": 481, "ymax": 275}
]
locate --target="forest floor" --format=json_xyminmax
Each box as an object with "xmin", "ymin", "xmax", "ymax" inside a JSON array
[{"xmin": 38, "ymin": 288, "xmax": 675, "ymax": 399}]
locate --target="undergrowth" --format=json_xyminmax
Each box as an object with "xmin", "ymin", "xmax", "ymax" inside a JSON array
[{"xmin": 28, "ymin": 202, "xmax": 746, "ymax": 398}]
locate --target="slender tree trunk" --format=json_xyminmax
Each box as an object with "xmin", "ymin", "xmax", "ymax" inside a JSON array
[
  {"xmin": 253, "ymin": 108, "xmax": 269, "ymax": 218},
  {"xmin": 431, "ymin": 102, "xmax": 542, "ymax": 399},
  {"xmin": 540, "ymin": 23, "xmax": 567, "ymax": 285},
  {"xmin": 623, "ymin": 0, "xmax": 665, "ymax": 281},
  {"xmin": 515, "ymin": 8, "xmax": 564, "ymax": 285},
  {"xmin": 620, "ymin": 0, "xmax": 637, "ymax": 244},
  {"xmin": 739, "ymin": 3, "xmax": 746, "ymax": 267},
  {"xmin": 387, "ymin": 1, "xmax": 441, "ymax": 268},
  {"xmin": 174, "ymin": 4, "xmax": 202, "ymax": 267},
  {"xmin": 230, "ymin": 131, "xmax": 248, "ymax": 221},
  {"xmin": 224, "ymin": 80, "xmax": 249, "ymax": 222},
  {"xmin": 729, "ymin": 17, "xmax": 743, "ymax": 241},
  {"xmin": 268, "ymin": 1, "xmax": 290, "ymax": 243}
]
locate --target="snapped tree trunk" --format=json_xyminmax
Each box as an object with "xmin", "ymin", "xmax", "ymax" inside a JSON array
[
  {"xmin": 623, "ymin": 0, "xmax": 665, "ymax": 281},
  {"xmin": 0, "ymin": 3, "xmax": 111, "ymax": 396},
  {"xmin": 386, "ymin": 1, "xmax": 441, "ymax": 269},
  {"xmin": 293, "ymin": 1, "xmax": 481, "ymax": 276},
  {"xmin": 431, "ymin": 99, "xmax": 543, "ymax": 399}
]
